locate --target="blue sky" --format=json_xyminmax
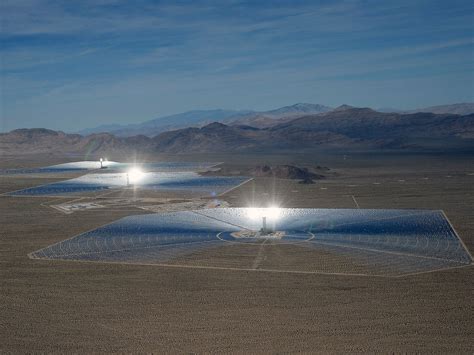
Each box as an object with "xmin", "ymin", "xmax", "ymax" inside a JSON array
[{"xmin": 1, "ymin": 0, "xmax": 473, "ymax": 132}]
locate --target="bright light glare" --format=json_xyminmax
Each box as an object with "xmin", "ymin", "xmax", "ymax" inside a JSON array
[
  {"xmin": 267, "ymin": 207, "xmax": 281, "ymax": 219},
  {"xmin": 127, "ymin": 168, "xmax": 145, "ymax": 184},
  {"xmin": 246, "ymin": 206, "xmax": 282, "ymax": 220}
]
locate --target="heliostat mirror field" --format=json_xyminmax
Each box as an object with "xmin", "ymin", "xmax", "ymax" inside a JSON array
[
  {"xmin": 29, "ymin": 208, "xmax": 472, "ymax": 277},
  {"xmin": 6, "ymin": 172, "xmax": 249, "ymax": 197}
]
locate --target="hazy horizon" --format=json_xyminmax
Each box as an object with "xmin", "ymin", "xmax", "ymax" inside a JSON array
[{"xmin": 1, "ymin": 0, "xmax": 473, "ymax": 132}]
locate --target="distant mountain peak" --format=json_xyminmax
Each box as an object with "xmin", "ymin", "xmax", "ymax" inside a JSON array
[
  {"xmin": 267, "ymin": 103, "xmax": 332, "ymax": 116},
  {"xmin": 292, "ymin": 102, "xmax": 325, "ymax": 108},
  {"xmin": 332, "ymin": 105, "xmax": 378, "ymax": 114},
  {"xmin": 202, "ymin": 122, "xmax": 228, "ymax": 130},
  {"xmin": 334, "ymin": 104, "xmax": 356, "ymax": 111}
]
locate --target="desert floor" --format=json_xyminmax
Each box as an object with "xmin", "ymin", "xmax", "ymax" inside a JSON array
[{"xmin": 1, "ymin": 152, "xmax": 473, "ymax": 353}]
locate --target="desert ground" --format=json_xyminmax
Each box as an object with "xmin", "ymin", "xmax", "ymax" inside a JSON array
[{"xmin": 1, "ymin": 152, "xmax": 473, "ymax": 353}]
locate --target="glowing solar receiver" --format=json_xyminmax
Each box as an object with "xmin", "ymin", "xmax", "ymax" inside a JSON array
[
  {"xmin": 126, "ymin": 167, "xmax": 145, "ymax": 186},
  {"xmin": 246, "ymin": 206, "xmax": 281, "ymax": 235}
]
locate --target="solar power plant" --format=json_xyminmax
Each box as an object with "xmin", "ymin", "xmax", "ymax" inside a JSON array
[
  {"xmin": 6, "ymin": 172, "xmax": 249, "ymax": 196},
  {"xmin": 0, "ymin": 161, "xmax": 220, "ymax": 175},
  {"xmin": 30, "ymin": 208, "xmax": 472, "ymax": 277}
]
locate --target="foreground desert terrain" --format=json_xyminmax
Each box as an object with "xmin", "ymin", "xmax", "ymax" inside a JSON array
[{"xmin": 1, "ymin": 152, "xmax": 473, "ymax": 353}]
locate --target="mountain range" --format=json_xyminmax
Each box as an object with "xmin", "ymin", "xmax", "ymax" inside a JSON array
[
  {"xmin": 2, "ymin": 106, "xmax": 473, "ymax": 155},
  {"xmin": 76, "ymin": 103, "xmax": 334, "ymax": 136},
  {"xmin": 77, "ymin": 102, "xmax": 474, "ymax": 137},
  {"xmin": 77, "ymin": 109, "xmax": 253, "ymax": 136}
]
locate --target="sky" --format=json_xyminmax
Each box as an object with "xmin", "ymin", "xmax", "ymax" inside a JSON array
[{"xmin": 1, "ymin": 0, "xmax": 473, "ymax": 132}]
